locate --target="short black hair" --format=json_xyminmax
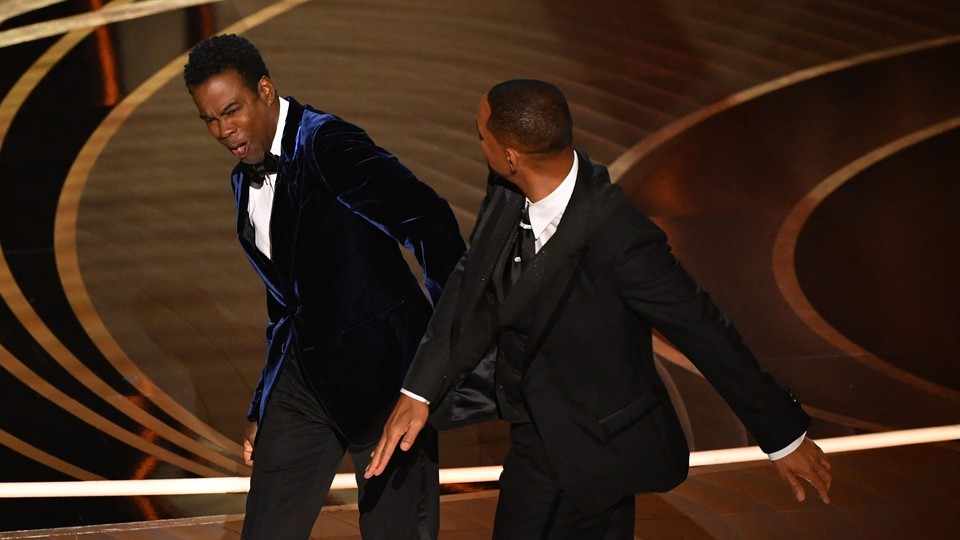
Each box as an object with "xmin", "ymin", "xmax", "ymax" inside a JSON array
[
  {"xmin": 486, "ymin": 79, "xmax": 573, "ymax": 155},
  {"xmin": 183, "ymin": 34, "xmax": 269, "ymax": 92}
]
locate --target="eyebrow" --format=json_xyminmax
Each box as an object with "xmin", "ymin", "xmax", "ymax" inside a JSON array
[{"xmin": 199, "ymin": 100, "xmax": 240, "ymax": 121}]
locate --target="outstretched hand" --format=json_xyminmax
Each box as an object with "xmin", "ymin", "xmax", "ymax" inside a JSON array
[
  {"xmin": 363, "ymin": 394, "xmax": 429, "ymax": 478},
  {"xmin": 772, "ymin": 436, "xmax": 832, "ymax": 503}
]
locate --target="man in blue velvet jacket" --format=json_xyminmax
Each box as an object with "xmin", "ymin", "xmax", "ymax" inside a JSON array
[{"xmin": 184, "ymin": 35, "xmax": 464, "ymax": 539}]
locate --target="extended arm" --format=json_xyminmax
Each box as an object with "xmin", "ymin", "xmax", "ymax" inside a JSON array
[
  {"xmin": 613, "ymin": 218, "xmax": 830, "ymax": 502},
  {"xmin": 310, "ymin": 117, "xmax": 466, "ymax": 304}
]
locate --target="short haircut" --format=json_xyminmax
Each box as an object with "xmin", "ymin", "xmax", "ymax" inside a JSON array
[
  {"xmin": 486, "ymin": 79, "xmax": 573, "ymax": 155},
  {"xmin": 183, "ymin": 34, "xmax": 269, "ymax": 92}
]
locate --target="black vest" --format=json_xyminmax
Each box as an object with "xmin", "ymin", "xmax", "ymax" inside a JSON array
[{"xmin": 494, "ymin": 222, "xmax": 533, "ymax": 423}]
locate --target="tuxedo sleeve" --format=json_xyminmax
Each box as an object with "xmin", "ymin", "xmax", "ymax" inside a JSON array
[
  {"xmin": 308, "ymin": 118, "xmax": 465, "ymax": 305},
  {"xmin": 612, "ymin": 219, "xmax": 809, "ymax": 454},
  {"xmin": 402, "ymin": 178, "xmax": 501, "ymax": 403},
  {"xmin": 401, "ymin": 250, "xmax": 468, "ymax": 403}
]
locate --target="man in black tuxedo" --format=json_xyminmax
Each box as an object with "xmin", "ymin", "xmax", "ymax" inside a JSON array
[
  {"xmin": 184, "ymin": 35, "xmax": 465, "ymax": 539},
  {"xmin": 366, "ymin": 79, "xmax": 832, "ymax": 538}
]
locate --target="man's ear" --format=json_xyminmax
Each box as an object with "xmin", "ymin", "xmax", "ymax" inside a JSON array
[
  {"xmin": 258, "ymin": 76, "xmax": 275, "ymax": 104},
  {"xmin": 505, "ymin": 147, "xmax": 520, "ymax": 175}
]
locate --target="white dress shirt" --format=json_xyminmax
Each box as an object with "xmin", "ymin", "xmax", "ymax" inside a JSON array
[
  {"xmin": 526, "ymin": 152, "xmax": 578, "ymax": 252},
  {"xmin": 247, "ymin": 97, "xmax": 289, "ymax": 259}
]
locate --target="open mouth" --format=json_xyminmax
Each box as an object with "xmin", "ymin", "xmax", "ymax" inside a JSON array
[{"xmin": 229, "ymin": 142, "xmax": 248, "ymax": 160}]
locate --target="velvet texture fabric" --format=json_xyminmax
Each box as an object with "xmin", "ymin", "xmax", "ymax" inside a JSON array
[
  {"xmin": 404, "ymin": 150, "xmax": 809, "ymax": 515},
  {"xmin": 232, "ymin": 98, "xmax": 465, "ymax": 445}
]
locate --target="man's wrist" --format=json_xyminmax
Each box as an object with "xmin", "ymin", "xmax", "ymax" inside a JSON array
[
  {"xmin": 768, "ymin": 432, "xmax": 806, "ymax": 461},
  {"xmin": 400, "ymin": 388, "xmax": 430, "ymax": 405}
]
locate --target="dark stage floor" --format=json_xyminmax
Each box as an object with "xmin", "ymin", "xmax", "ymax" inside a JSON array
[{"xmin": 0, "ymin": 0, "xmax": 958, "ymax": 538}]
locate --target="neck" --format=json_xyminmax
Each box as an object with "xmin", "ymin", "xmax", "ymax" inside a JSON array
[
  {"xmin": 268, "ymin": 98, "xmax": 282, "ymax": 140},
  {"xmin": 516, "ymin": 147, "xmax": 575, "ymax": 202}
]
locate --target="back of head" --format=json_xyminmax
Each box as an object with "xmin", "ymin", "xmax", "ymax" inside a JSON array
[
  {"xmin": 183, "ymin": 34, "xmax": 269, "ymax": 92},
  {"xmin": 486, "ymin": 79, "xmax": 573, "ymax": 156}
]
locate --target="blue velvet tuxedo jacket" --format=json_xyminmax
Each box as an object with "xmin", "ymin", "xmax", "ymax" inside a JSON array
[
  {"xmin": 403, "ymin": 150, "xmax": 809, "ymax": 514},
  {"xmin": 231, "ymin": 97, "xmax": 464, "ymax": 445}
]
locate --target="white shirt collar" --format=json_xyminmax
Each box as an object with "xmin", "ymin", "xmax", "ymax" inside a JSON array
[
  {"xmin": 526, "ymin": 151, "xmax": 578, "ymax": 241},
  {"xmin": 269, "ymin": 97, "xmax": 289, "ymax": 158}
]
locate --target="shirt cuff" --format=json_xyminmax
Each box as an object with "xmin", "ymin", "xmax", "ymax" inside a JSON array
[
  {"xmin": 400, "ymin": 388, "xmax": 430, "ymax": 405},
  {"xmin": 768, "ymin": 432, "xmax": 806, "ymax": 461}
]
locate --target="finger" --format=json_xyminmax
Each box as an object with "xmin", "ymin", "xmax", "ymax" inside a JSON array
[
  {"xmin": 778, "ymin": 468, "xmax": 806, "ymax": 502},
  {"xmin": 398, "ymin": 421, "xmax": 423, "ymax": 452},
  {"xmin": 365, "ymin": 433, "xmax": 400, "ymax": 478},
  {"xmin": 812, "ymin": 465, "xmax": 833, "ymax": 501},
  {"xmin": 804, "ymin": 472, "xmax": 831, "ymax": 504},
  {"xmin": 243, "ymin": 445, "xmax": 254, "ymax": 467}
]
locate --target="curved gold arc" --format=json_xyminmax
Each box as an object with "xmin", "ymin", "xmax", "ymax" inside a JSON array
[
  {"xmin": 0, "ymin": 343, "xmax": 222, "ymax": 477},
  {"xmin": 0, "ymin": 0, "xmax": 244, "ymax": 477},
  {"xmin": 0, "ymin": 0, "xmax": 303, "ymax": 476},
  {"xmin": 772, "ymin": 117, "xmax": 960, "ymax": 404},
  {"xmin": 55, "ymin": 0, "xmax": 311, "ymax": 465},
  {"xmin": 0, "ymin": 424, "xmax": 104, "ymax": 481},
  {"xmin": 607, "ymin": 34, "xmax": 960, "ymax": 180},
  {"xmin": 0, "ymin": 0, "xmax": 226, "ymax": 48},
  {"xmin": 606, "ymin": 35, "xmax": 960, "ymax": 411}
]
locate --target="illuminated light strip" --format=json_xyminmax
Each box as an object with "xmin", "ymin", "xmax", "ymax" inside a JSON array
[
  {"xmin": 0, "ymin": 0, "xmax": 225, "ymax": 48},
  {"xmin": 1, "ymin": 425, "xmax": 957, "ymax": 498}
]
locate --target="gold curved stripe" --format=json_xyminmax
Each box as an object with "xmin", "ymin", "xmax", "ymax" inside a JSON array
[
  {"xmin": 0, "ymin": 0, "xmax": 226, "ymax": 48},
  {"xmin": 607, "ymin": 34, "xmax": 960, "ymax": 181},
  {"xmin": 55, "ymin": 0, "xmax": 313, "ymax": 468},
  {"xmin": 0, "ymin": 424, "xmax": 103, "ymax": 481},
  {"xmin": 607, "ymin": 35, "xmax": 960, "ymax": 407},
  {"xmin": 0, "ymin": 342, "xmax": 222, "ymax": 477},
  {"xmin": 772, "ymin": 117, "xmax": 960, "ymax": 403},
  {"xmin": 0, "ymin": 1, "xmax": 69, "ymax": 26},
  {"xmin": 0, "ymin": 0, "xmax": 252, "ymax": 476}
]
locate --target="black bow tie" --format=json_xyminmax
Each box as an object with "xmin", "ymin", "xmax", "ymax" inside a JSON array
[{"xmin": 242, "ymin": 152, "xmax": 279, "ymax": 183}]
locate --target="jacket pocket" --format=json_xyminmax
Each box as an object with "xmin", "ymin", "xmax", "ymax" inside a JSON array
[{"xmin": 597, "ymin": 393, "xmax": 660, "ymax": 441}]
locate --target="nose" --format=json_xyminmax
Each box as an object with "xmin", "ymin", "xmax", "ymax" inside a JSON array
[{"xmin": 212, "ymin": 118, "xmax": 237, "ymax": 141}]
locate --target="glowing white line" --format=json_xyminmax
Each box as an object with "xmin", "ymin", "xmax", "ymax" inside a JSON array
[{"xmin": 2, "ymin": 425, "xmax": 956, "ymax": 498}]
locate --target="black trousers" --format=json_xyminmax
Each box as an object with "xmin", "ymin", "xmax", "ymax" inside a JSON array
[
  {"xmin": 493, "ymin": 422, "xmax": 635, "ymax": 540},
  {"xmin": 241, "ymin": 353, "xmax": 439, "ymax": 539}
]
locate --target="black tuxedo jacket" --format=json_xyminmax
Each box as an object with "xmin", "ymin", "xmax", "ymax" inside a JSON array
[
  {"xmin": 404, "ymin": 150, "xmax": 809, "ymax": 514},
  {"xmin": 231, "ymin": 97, "xmax": 464, "ymax": 445}
]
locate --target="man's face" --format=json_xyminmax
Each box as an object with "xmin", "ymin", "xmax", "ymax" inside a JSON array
[
  {"xmin": 191, "ymin": 69, "xmax": 276, "ymax": 165},
  {"xmin": 476, "ymin": 95, "xmax": 510, "ymax": 178}
]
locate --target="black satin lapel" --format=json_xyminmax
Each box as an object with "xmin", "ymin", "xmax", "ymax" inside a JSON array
[
  {"xmin": 235, "ymin": 172, "xmax": 258, "ymax": 255},
  {"xmin": 498, "ymin": 158, "xmax": 596, "ymax": 327},
  {"xmin": 283, "ymin": 97, "xmax": 305, "ymax": 150},
  {"xmin": 463, "ymin": 187, "xmax": 525, "ymax": 294}
]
